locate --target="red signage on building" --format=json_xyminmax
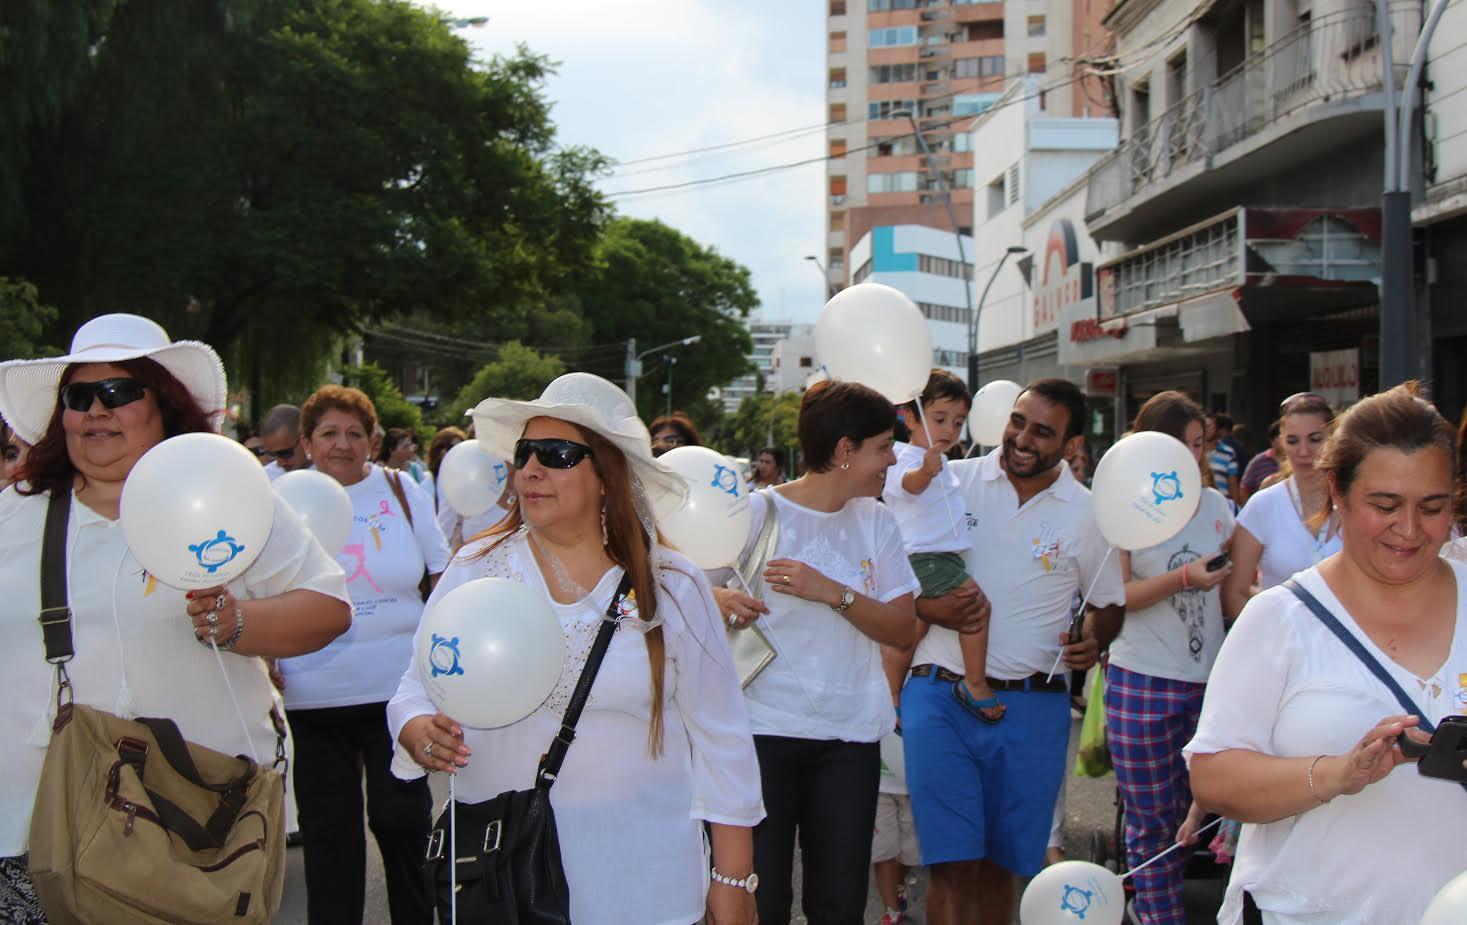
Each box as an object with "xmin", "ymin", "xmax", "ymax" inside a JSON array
[
  {"xmin": 1070, "ymin": 317, "xmax": 1127, "ymax": 343},
  {"xmin": 1086, "ymin": 369, "xmax": 1119, "ymax": 395},
  {"xmin": 1034, "ymin": 219, "xmax": 1093, "ymax": 330}
]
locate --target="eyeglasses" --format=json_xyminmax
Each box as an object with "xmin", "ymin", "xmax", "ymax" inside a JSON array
[
  {"xmin": 247, "ymin": 445, "xmax": 267, "ymax": 458},
  {"xmin": 262, "ymin": 447, "xmax": 298, "ymax": 461},
  {"xmin": 59, "ymin": 378, "xmax": 148, "ymax": 412},
  {"xmin": 651, "ymin": 434, "xmax": 686, "ymax": 448},
  {"xmin": 514, "ymin": 438, "xmax": 594, "ymax": 470}
]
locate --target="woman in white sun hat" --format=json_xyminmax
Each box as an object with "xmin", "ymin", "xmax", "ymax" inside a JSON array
[
  {"xmin": 388, "ymin": 372, "xmax": 764, "ymax": 925},
  {"xmin": 0, "ymin": 313, "xmax": 352, "ymax": 925}
]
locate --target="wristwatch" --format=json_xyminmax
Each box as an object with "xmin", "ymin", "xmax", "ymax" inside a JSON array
[
  {"xmin": 832, "ymin": 586, "xmax": 856, "ymax": 615},
  {"xmin": 711, "ymin": 867, "xmax": 759, "ymax": 893}
]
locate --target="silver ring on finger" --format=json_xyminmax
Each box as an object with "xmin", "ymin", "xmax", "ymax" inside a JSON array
[
  {"xmin": 206, "ymin": 611, "xmax": 220, "ymax": 627},
  {"xmin": 728, "ymin": 614, "xmax": 739, "ymax": 628},
  {"xmin": 424, "ymin": 741, "xmax": 434, "ymax": 759}
]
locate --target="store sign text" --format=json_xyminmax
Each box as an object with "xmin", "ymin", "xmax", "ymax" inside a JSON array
[
  {"xmin": 1070, "ymin": 317, "xmax": 1127, "ymax": 343},
  {"xmin": 1034, "ymin": 219, "xmax": 1093, "ymax": 332}
]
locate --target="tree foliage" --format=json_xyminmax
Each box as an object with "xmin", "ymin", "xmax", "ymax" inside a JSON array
[
  {"xmin": 578, "ymin": 218, "xmax": 758, "ymax": 421},
  {"xmin": 340, "ymin": 362, "xmax": 423, "ymax": 438},
  {"xmin": 0, "ymin": 277, "xmax": 59, "ymax": 359},
  {"xmin": 444, "ymin": 342, "xmax": 565, "ymax": 423},
  {"xmin": 0, "ymin": 0, "xmax": 608, "ymax": 413},
  {"xmin": 725, "ymin": 391, "xmax": 802, "ymax": 461}
]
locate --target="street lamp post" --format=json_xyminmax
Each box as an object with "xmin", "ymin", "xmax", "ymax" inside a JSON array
[
  {"xmin": 893, "ymin": 109, "xmax": 976, "ymax": 388},
  {"xmin": 972, "ymin": 246, "xmax": 1029, "ymax": 391},
  {"xmin": 803, "ymin": 255, "xmax": 839, "ymax": 299},
  {"xmin": 624, "ymin": 335, "xmax": 702, "ymax": 407}
]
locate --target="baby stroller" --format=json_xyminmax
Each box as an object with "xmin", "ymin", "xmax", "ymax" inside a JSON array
[{"xmin": 1088, "ymin": 785, "xmax": 1231, "ymax": 914}]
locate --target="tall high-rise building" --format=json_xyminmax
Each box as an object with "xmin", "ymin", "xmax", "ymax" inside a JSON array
[{"xmin": 824, "ymin": 0, "xmax": 1111, "ymax": 295}]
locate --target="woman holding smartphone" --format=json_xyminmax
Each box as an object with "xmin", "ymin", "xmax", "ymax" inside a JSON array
[
  {"xmin": 1105, "ymin": 392, "xmax": 1234, "ymax": 925},
  {"xmin": 1187, "ymin": 384, "xmax": 1467, "ymax": 925}
]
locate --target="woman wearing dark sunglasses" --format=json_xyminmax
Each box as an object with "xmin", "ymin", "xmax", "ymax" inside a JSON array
[
  {"xmin": 0, "ymin": 313, "xmax": 352, "ymax": 924},
  {"xmin": 389, "ymin": 373, "xmax": 763, "ymax": 925},
  {"xmin": 277, "ymin": 383, "xmax": 452, "ymax": 925}
]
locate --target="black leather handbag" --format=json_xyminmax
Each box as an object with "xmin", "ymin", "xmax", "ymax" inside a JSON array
[{"xmin": 425, "ymin": 572, "xmax": 633, "ymax": 924}]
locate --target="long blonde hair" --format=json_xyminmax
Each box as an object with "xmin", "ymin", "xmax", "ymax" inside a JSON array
[{"xmin": 475, "ymin": 424, "xmax": 666, "ymax": 755}]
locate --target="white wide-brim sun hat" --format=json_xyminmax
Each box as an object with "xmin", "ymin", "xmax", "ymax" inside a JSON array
[
  {"xmin": 0, "ymin": 313, "xmax": 227, "ymax": 444},
  {"xmin": 471, "ymin": 372, "xmax": 688, "ymax": 523}
]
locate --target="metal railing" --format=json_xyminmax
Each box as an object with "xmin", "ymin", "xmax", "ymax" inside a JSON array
[{"xmin": 1088, "ymin": 4, "xmax": 1421, "ymax": 219}]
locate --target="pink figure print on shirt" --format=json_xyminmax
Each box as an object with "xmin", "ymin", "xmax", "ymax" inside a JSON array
[{"xmin": 341, "ymin": 542, "xmax": 384, "ymax": 592}]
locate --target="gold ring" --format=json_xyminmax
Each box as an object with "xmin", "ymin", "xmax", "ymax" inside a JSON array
[
  {"xmin": 784, "ymin": 575, "xmax": 792, "ymax": 585},
  {"xmin": 424, "ymin": 742, "xmax": 434, "ymax": 759}
]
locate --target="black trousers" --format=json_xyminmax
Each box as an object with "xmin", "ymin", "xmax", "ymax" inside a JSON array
[
  {"xmin": 287, "ymin": 701, "xmax": 433, "ymax": 925},
  {"xmin": 752, "ymin": 735, "xmax": 881, "ymax": 925}
]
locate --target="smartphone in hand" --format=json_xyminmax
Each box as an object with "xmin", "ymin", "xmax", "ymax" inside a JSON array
[
  {"xmin": 1399, "ymin": 716, "xmax": 1467, "ymax": 783},
  {"xmin": 1205, "ymin": 552, "xmax": 1230, "ymax": 572}
]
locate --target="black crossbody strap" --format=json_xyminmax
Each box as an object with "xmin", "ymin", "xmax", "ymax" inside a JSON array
[
  {"xmin": 537, "ymin": 570, "xmax": 635, "ymax": 788},
  {"xmin": 1284, "ymin": 579, "xmax": 1436, "ymax": 734},
  {"xmin": 40, "ymin": 490, "xmax": 74, "ymax": 663}
]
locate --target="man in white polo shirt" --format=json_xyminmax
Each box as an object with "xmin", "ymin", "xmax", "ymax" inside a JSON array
[{"xmin": 902, "ymin": 378, "xmax": 1125, "ymax": 925}]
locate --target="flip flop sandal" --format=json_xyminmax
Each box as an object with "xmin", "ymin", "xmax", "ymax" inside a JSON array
[{"xmin": 952, "ymin": 680, "xmax": 1005, "ymax": 724}]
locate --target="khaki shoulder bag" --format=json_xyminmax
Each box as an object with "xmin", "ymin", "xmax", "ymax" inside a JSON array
[{"xmin": 27, "ymin": 490, "xmax": 288, "ymax": 925}]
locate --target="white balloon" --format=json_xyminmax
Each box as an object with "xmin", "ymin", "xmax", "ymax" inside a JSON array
[
  {"xmin": 273, "ymin": 469, "xmax": 353, "ymax": 556},
  {"xmin": 815, "ymin": 283, "xmax": 933, "ymax": 404},
  {"xmin": 417, "ymin": 578, "xmax": 566, "ymax": 729},
  {"xmin": 970, "ymin": 379, "xmax": 1023, "ymax": 446},
  {"xmin": 1091, "ymin": 431, "xmax": 1202, "ymax": 550},
  {"xmin": 120, "ymin": 433, "xmax": 274, "ymax": 590},
  {"xmin": 657, "ymin": 446, "xmax": 754, "ymax": 569},
  {"xmin": 1019, "ymin": 860, "xmax": 1126, "ymax": 925},
  {"xmin": 439, "ymin": 440, "xmax": 508, "ymax": 517},
  {"xmin": 1421, "ymin": 870, "xmax": 1467, "ymax": 925}
]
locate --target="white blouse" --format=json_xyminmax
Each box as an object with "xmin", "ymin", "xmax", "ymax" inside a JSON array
[
  {"xmin": 387, "ymin": 533, "xmax": 764, "ymax": 925},
  {"xmin": 1236, "ymin": 478, "xmax": 1342, "ymax": 590},
  {"xmin": 1185, "ymin": 563, "xmax": 1467, "ymax": 925},
  {"xmin": 0, "ymin": 485, "xmax": 351, "ymax": 855}
]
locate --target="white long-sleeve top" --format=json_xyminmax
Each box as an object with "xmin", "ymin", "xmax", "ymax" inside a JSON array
[{"xmin": 387, "ymin": 531, "xmax": 764, "ymax": 925}]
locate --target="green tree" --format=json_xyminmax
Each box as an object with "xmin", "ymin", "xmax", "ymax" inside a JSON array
[
  {"xmin": 725, "ymin": 391, "xmax": 801, "ymax": 461},
  {"xmin": 1, "ymin": 0, "xmax": 608, "ymax": 412},
  {"xmin": 578, "ymin": 218, "xmax": 758, "ymax": 421},
  {"xmin": 0, "ymin": 277, "xmax": 59, "ymax": 359},
  {"xmin": 341, "ymin": 363, "xmax": 423, "ymax": 438},
  {"xmin": 443, "ymin": 342, "xmax": 565, "ymax": 423}
]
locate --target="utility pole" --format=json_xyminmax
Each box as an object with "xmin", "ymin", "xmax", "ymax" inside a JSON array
[{"xmin": 624, "ymin": 337, "xmax": 639, "ymax": 404}]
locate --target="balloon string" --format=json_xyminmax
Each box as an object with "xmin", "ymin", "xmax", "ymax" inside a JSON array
[
  {"xmin": 450, "ymin": 773, "xmax": 457, "ymax": 925},
  {"xmin": 732, "ymin": 571, "xmax": 822, "ymax": 716},
  {"xmin": 1045, "ymin": 544, "xmax": 1116, "ymax": 683},
  {"xmin": 914, "ymin": 400, "xmax": 963, "ymax": 541},
  {"xmin": 207, "ymin": 583, "xmax": 261, "ymax": 766},
  {"xmin": 1120, "ymin": 816, "xmax": 1223, "ymax": 881}
]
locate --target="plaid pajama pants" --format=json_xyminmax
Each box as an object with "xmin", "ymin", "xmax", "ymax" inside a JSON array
[{"xmin": 1103, "ymin": 663, "xmax": 1206, "ymax": 925}]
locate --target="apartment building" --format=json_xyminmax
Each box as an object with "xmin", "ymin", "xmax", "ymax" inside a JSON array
[
  {"xmin": 823, "ymin": 0, "xmax": 1110, "ymax": 295},
  {"xmin": 720, "ymin": 318, "xmax": 794, "ymax": 414},
  {"xmin": 1081, "ymin": 0, "xmax": 1420, "ymax": 426}
]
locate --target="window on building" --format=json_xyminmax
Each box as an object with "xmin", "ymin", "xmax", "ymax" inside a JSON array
[
  {"xmin": 829, "ymin": 248, "xmax": 844, "ymax": 270},
  {"xmin": 966, "ymin": 21, "xmax": 1004, "ymax": 41},
  {"xmin": 1028, "ymin": 15, "xmax": 1047, "ymax": 37},
  {"xmin": 1027, "ymin": 52, "xmax": 1047, "ymax": 73},
  {"xmin": 829, "ymin": 67, "xmax": 847, "ymax": 89},
  {"xmin": 869, "ymin": 26, "xmax": 918, "ymax": 47},
  {"xmin": 870, "ymin": 62, "xmax": 919, "ymax": 84},
  {"xmin": 1166, "ymin": 52, "xmax": 1187, "ymax": 105},
  {"xmin": 868, "ymin": 99, "xmax": 916, "ymax": 120},
  {"xmin": 953, "ymin": 132, "xmax": 972, "ymax": 152},
  {"xmin": 869, "ymin": 0, "xmax": 919, "ymax": 9},
  {"xmin": 829, "ymin": 210, "xmax": 845, "ymax": 232},
  {"xmin": 1007, "ymin": 162, "xmax": 1021, "ymax": 206},
  {"xmin": 830, "ymin": 0, "xmax": 847, "ymax": 14},
  {"xmin": 853, "ymin": 259, "xmax": 873, "ymax": 283},
  {"xmin": 1132, "ymin": 80, "xmax": 1151, "ymax": 133},
  {"xmin": 952, "ymin": 168, "xmax": 974, "ymax": 188},
  {"xmin": 830, "ymin": 102, "xmax": 847, "ymax": 123},
  {"xmin": 830, "ymin": 138, "xmax": 848, "ymax": 159},
  {"xmin": 800, "ymin": 356, "xmax": 814, "ymax": 368},
  {"xmin": 830, "ymin": 176, "xmax": 848, "ymax": 197},
  {"xmin": 867, "ymin": 171, "xmax": 919, "ymax": 193},
  {"xmin": 954, "ymin": 93, "xmax": 999, "ymax": 116},
  {"xmin": 829, "ymin": 30, "xmax": 847, "ymax": 52},
  {"xmin": 986, "ymin": 175, "xmax": 1005, "ymax": 218}
]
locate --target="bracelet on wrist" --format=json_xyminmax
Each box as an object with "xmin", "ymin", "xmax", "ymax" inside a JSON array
[
  {"xmin": 1307, "ymin": 755, "xmax": 1331, "ymax": 805},
  {"xmin": 201, "ymin": 605, "xmax": 246, "ymax": 651},
  {"xmin": 1179, "ymin": 565, "xmax": 1192, "ymax": 591}
]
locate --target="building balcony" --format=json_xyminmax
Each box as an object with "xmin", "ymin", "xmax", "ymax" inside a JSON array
[
  {"xmin": 1085, "ymin": 5, "xmax": 1419, "ymax": 242},
  {"xmin": 953, "ymin": 1, "xmax": 1004, "ymax": 24}
]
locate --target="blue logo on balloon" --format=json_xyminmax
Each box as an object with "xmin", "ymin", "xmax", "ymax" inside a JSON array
[
  {"xmin": 711, "ymin": 464, "xmax": 740, "ymax": 497},
  {"xmin": 1150, "ymin": 471, "xmax": 1184, "ymax": 506},
  {"xmin": 1059, "ymin": 883, "xmax": 1094, "ymax": 919},
  {"xmin": 428, "ymin": 634, "xmax": 464, "ymax": 678},
  {"xmin": 188, "ymin": 530, "xmax": 245, "ymax": 574},
  {"xmin": 493, "ymin": 462, "xmax": 507, "ymax": 485}
]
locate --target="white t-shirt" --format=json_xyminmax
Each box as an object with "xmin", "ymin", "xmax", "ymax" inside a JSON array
[
  {"xmin": 913, "ymin": 450, "xmax": 1125, "ymax": 678},
  {"xmin": 1185, "ymin": 563, "xmax": 1467, "ymax": 925},
  {"xmin": 0, "ymin": 484, "xmax": 350, "ymax": 855},
  {"xmin": 882, "ymin": 441, "xmax": 967, "ymax": 555},
  {"xmin": 1108, "ymin": 487, "xmax": 1234, "ymax": 683},
  {"xmin": 735, "ymin": 489, "xmax": 920, "ymax": 743},
  {"xmin": 1236, "ymin": 478, "xmax": 1342, "ymax": 590},
  {"xmin": 388, "ymin": 534, "xmax": 764, "ymax": 925},
  {"xmin": 280, "ymin": 466, "xmax": 450, "ymax": 709},
  {"xmin": 263, "ymin": 460, "xmax": 285, "ymax": 482}
]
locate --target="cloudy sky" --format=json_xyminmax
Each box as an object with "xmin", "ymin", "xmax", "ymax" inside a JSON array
[{"xmin": 442, "ymin": 1, "xmax": 831, "ymax": 325}]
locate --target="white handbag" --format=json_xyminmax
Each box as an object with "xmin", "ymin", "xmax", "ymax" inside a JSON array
[{"xmin": 728, "ymin": 491, "xmax": 779, "ymax": 688}]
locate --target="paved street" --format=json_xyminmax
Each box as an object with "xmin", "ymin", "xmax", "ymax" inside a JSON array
[{"xmin": 275, "ymin": 716, "xmax": 1225, "ymax": 924}]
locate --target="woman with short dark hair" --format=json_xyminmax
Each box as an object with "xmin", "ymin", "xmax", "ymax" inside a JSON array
[
  {"xmin": 1188, "ymin": 383, "xmax": 1467, "ymax": 925},
  {"xmin": 717, "ymin": 379, "xmax": 918, "ymax": 925},
  {"xmin": 649, "ymin": 411, "xmax": 702, "ymax": 457}
]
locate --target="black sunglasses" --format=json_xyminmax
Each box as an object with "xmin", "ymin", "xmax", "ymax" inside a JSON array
[
  {"xmin": 262, "ymin": 447, "xmax": 298, "ymax": 461},
  {"xmin": 514, "ymin": 438, "xmax": 594, "ymax": 470},
  {"xmin": 60, "ymin": 378, "xmax": 148, "ymax": 412}
]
